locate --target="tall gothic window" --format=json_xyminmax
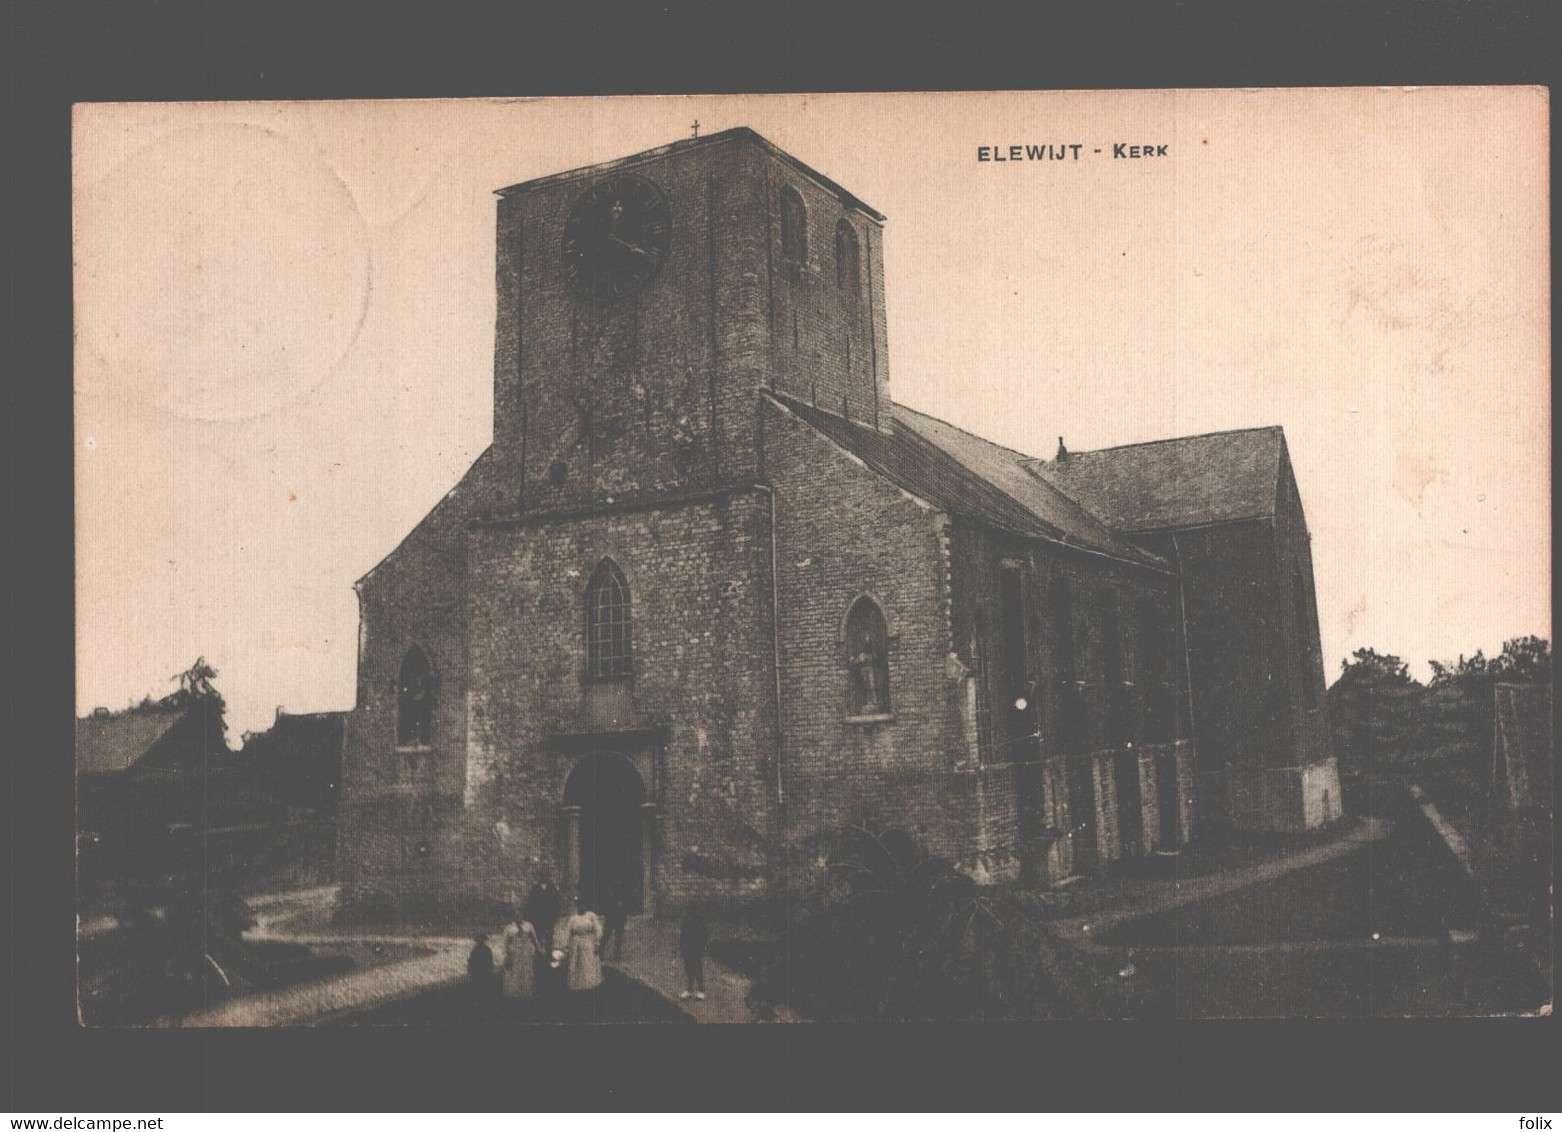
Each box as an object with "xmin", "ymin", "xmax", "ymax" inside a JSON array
[
  {"xmin": 835, "ymin": 220, "xmax": 860, "ymax": 292},
  {"xmin": 586, "ymin": 558, "xmax": 633, "ymax": 679},
  {"xmin": 780, "ymin": 186, "xmax": 807, "ymax": 264},
  {"xmin": 845, "ymin": 596, "xmax": 890, "ymax": 715},
  {"xmin": 999, "ymin": 565, "xmax": 1040, "ymax": 760},
  {"xmin": 397, "ymin": 645, "xmax": 434, "ymax": 747}
]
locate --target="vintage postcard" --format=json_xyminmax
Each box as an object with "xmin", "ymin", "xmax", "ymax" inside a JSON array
[{"xmin": 73, "ymin": 89, "xmax": 1551, "ymax": 1025}]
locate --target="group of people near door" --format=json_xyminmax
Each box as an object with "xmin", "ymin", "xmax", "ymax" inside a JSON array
[{"xmin": 466, "ymin": 875, "xmax": 711, "ymax": 1004}]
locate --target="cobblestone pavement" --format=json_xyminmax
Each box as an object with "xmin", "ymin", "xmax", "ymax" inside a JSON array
[
  {"xmin": 182, "ymin": 938, "xmax": 472, "ymax": 1027},
  {"xmin": 181, "ymin": 886, "xmax": 475, "ymax": 1027}
]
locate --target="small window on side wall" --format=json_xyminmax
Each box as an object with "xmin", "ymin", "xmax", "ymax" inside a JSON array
[
  {"xmin": 780, "ymin": 186, "xmax": 807, "ymax": 264},
  {"xmin": 845, "ymin": 596, "xmax": 891, "ymax": 716},
  {"xmin": 835, "ymin": 220, "xmax": 860, "ymax": 293},
  {"xmin": 397, "ymin": 645, "xmax": 434, "ymax": 747}
]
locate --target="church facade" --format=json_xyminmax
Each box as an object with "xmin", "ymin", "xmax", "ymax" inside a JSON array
[{"xmin": 337, "ymin": 129, "xmax": 1338, "ymax": 917}]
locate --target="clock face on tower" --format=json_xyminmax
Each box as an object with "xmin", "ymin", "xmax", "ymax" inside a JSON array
[{"xmin": 561, "ymin": 174, "xmax": 671, "ymax": 302}]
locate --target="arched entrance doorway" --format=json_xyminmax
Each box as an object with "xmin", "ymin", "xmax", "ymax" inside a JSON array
[{"xmin": 563, "ymin": 753, "xmax": 648, "ymax": 914}]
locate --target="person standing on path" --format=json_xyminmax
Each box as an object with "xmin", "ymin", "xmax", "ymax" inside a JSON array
[
  {"xmin": 678, "ymin": 905, "xmax": 708, "ymax": 1001},
  {"xmin": 498, "ymin": 916, "xmax": 541, "ymax": 1001},
  {"xmin": 551, "ymin": 896, "xmax": 604, "ymax": 1020},
  {"xmin": 466, "ymin": 933, "xmax": 497, "ymax": 1015},
  {"xmin": 524, "ymin": 876, "xmax": 561, "ymax": 954},
  {"xmin": 555, "ymin": 896, "xmax": 605, "ymax": 993}
]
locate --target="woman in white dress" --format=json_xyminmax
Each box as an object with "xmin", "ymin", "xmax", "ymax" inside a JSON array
[{"xmin": 553, "ymin": 897, "xmax": 605, "ymax": 993}]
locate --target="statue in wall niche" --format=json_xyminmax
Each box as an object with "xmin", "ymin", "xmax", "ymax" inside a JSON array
[
  {"xmin": 845, "ymin": 597, "xmax": 892, "ymax": 715},
  {"xmin": 851, "ymin": 638, "xmax": 887, "ymax": 715}
]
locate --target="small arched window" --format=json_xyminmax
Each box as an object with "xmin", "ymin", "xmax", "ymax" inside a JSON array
[
  {"xmin": 397, "ymin": 645, "xmax": 434, "ymax": 747},
  {"xmin": 586, "ymin": 558, "xmax": 633, "ymax": 679},
  {"xmin": 779, "ymin": 186, "xmax": 807, "ymax": 264},
  {"xmin": 845, "ymin": 596, "xmax": 890, "ymax": 715},
  {"xmin": 835, "ymin": 220, "xmax": 860, "ymax": 293}
]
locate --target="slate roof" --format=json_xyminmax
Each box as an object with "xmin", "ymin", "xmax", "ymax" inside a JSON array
[
  {"xmin": 1029, "ymin": 426, "xmax": 1287, "ymax": 533},
  {"xmin": 769, "ymin": 393, "xmax": 1167, "ymax": 569},
  {"xmin": 75, "ymin": 706, "xmax": 185, "ymax": 775}
]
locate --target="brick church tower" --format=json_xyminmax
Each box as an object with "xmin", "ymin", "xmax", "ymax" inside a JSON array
[{"xmin": 490, "ymin": 128, "xmax": 891, "ymax": 514}]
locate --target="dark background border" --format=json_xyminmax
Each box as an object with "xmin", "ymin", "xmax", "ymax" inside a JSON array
[{"xmin": 12, "ymin": 0, "xmax": 1559, "ymax": 1113}]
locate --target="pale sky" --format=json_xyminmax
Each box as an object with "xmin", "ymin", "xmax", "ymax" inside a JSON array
[{"xmin": 73, "ymin": 89, "xmax": 1550, "ymax": 741}]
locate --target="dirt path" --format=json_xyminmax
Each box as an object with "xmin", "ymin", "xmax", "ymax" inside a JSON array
[{"xmin": 1049, "ymin": 816, "xmax": 1391, "ymax": 945}]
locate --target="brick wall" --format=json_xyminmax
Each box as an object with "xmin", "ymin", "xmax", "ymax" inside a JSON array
[
  {"xmin": 763, "ymin": 165, "xmax": 889, "ymax": 428},
  {"xmin": 462, "ymin": 489, "xmax": 779, "ymax": 908},
  {"xmin": 943, "ymin": 517, "xmax": 1188, "ymax": 879},
  {"xmin": 1273, "ymin": 447, "xmax": 1333, "ymax": 774},
  {"xmin": 1128, "ymin": 446, "xmax": 1337, "ymax": 834},
  {"xmin": 338, "ymin": 450, "xmax": 499, "ymax": 908},
  {"xmin": 762, "ymin": 395, "xmax": 976, "ymax": 869},
  {"xmin": 491, "ymin": 133, "xmax": 889, "ymax": 523},
  {"xmin": 1141, "ymin": 522, "xmax": 1288, "ymax": 803}
]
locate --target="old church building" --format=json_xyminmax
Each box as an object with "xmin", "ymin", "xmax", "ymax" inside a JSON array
[{"xmin": 338, "ymin": 129, "xmax": 1338, "ymax": 917}]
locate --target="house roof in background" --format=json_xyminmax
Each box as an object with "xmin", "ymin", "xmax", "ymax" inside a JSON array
[
  {"xmin": 1029, "ymin": 426, "xmax": 1287, "ymax": 533},
  {"xmin": 75, "ymin": 706, "xmax": 185, "ymax": 775},
  {"xmin": 770, "ymin": 393, "xmax": 1167, "ymax": 569},
  {"xmin": 241, "ymin": 709, "xmax": 347, "ymax": 753}
]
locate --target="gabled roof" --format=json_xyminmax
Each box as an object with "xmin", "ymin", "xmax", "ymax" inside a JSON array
[
  {"xmin": 1029, "ymin": 426, "xmax": 1287, "ymax": 533},
  {"xmin": 768, "ymin": 393, "xmax": 1166, "ymax": 569},
  {"xmin": 75, "ymin": 706, "xmax": 185, "ymax": 775}
]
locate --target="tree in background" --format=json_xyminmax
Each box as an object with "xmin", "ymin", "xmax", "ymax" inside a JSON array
[
  {"xmin": 1329, "ymin": 637, "xmax": 1550, "ymax": 773},
  {"xmin": 164, "ymin": 655, "xmax": 230, "ymax": 750},
  {"xmin": 1423, "ymin": 637, "xmax": 1552, "ymax": 808},
  {"xmin": 1489, "ymin": 635, "xmax": 1551, "ymax": 684},
  {"xmin": 1327, "ymin": 648, "xmax": 1425, "ymax": 765}
]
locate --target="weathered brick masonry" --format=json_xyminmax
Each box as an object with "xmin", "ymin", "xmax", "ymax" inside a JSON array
[{"xmin": 763, "ymin": 397, "xmax": 966, "ymax": 868}]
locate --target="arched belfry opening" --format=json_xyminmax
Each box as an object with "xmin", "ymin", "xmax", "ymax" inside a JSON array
[{"xmin": 562, "ymin": 753, "xmax": 649, "ymax": 914}]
